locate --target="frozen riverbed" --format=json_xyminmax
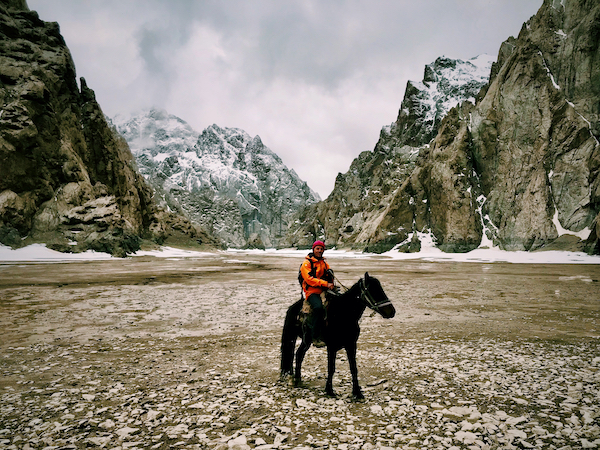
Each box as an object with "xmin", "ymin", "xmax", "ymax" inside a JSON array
[{"xmin": 1, "ymin": 252, "xmax": 599, "ymax": 449}]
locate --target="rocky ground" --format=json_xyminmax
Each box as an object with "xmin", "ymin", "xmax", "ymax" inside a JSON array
[{"xmin": 0, "ymin": 253, "xmax": 599, "ymax": 450}]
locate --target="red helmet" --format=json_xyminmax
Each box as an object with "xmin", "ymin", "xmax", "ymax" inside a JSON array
[{"xmin": 312, "ymin": 240, "xmax": 326, "ymax": 249}]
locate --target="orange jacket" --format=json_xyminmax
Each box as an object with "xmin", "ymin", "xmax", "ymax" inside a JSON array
[{"xmin": 301, "ymin": 254, "xmax": 331, "ymax": 299}]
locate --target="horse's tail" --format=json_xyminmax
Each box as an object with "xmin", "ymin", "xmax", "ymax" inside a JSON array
[{"xmin": 280, "ymin": 298, "xmax": 303, "ymax": 377}]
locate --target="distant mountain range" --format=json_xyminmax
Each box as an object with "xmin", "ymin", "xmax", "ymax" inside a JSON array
[{"xmin": 111, "ymin": 110, "xmax": 319, "ymax": 248}]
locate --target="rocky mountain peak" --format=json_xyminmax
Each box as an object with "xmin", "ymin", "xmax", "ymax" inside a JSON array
[
  {"xmin": 379, "ymin": 54, "xmax": 494, "ymax": 150},
  {"xmin": 113, "ymin": 111, "xmax": 320, "ymax": 249},
  {"xmin": 284, "ymin": 0, "xmax": 599, "ymax": 255},
  {"xmin": 0, "ymin": 6, "xmax": 220, "ymax": 255},
  {"xmin": 283, "ymin": 54, "xmax": 495, "ymax": 251}
]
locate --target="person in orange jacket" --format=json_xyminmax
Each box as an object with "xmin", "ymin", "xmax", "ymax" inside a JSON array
[{"xmin": 300, "ymin": 240, "xmax": 335, "ymax": 347}]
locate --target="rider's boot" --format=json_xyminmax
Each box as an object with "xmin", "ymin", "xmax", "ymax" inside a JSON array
[{"xmin": 312, "ymin": 312, "xmax": 326, "ymax": 348}]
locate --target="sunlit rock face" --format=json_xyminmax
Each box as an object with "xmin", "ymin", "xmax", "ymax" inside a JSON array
[
  {"xmin": 285, "ymin": 0, "xmax": 600, "ymax": 255},
  {"xmin": 0, "ymin": 2, "xmax": 220, "ymax": 255},
  {"xmin": 468, "ymin": 0, "xmax": 600, "ymax": 252},
  {"xmin": 113, "ymin": 109, "xmax": 320, "ymax": 249}
]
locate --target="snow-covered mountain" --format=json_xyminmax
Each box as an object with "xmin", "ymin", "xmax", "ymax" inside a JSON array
[
  {"xmin": 112, "ymin": 109, "xmax": 320, "ymax": 248},
  {"xmin": 379, "ymin": 54, "xmax": 494, "ymax": 150}
]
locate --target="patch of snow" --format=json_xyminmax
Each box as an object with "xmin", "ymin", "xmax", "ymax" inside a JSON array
[
  {"xmin": 552, "ymin": 208, "xmax": 591, "ymax": 240},
  {"xmin": 565, "ymin": 101, "xmax": 600, "ymax": 146},
  {"xmin": 539, "ymin": 51, "xmax": 561, "ymax": 90},
  {"xmin": 474, "ymin": 194, "xmax": 499, "ymax": 249},
  {"xmin": 153, "ymin": 153, "xmax": 171, "ymax": 163},
  {"xmin": 0, "ymin": 244, "xmax": 115, "ymax": 262},
  {"xmin": 2, "ymin": 243, "xmax": 600, "ymax": 265}
]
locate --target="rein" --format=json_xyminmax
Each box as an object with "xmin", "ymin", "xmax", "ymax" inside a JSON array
[
  {"xmin": 333, "ymin": 273, "xmax": 349, "ymax": 292},
  {"xmin": 358, "ymin": 278, "xmax": 393, "ymax": 311},
  {"xmin": 331, "ymin": 274, "xmax": 392, "ymax": 313}
]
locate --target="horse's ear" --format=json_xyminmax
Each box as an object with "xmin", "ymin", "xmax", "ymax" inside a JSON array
[{"xmin": 364, "ymin": 272, "xmax": 370, "ymax": 281}]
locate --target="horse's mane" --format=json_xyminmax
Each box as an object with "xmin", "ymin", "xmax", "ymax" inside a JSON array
[{"xmin": 326, "ymin": 278, "xmax": 361, "ymax": 303}]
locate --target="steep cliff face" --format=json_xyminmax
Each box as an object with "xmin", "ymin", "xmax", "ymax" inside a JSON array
[
  {"xmin": 381, "ymin": 54, "xmax": 494, "ymax": 149},
  {"xmin": 0, "ymin": 2, "xmax": 220, "ymax": 255},
  {"xmin": 113, "ymin": 110, "xmax": 320, "ymax": 249},
  {"xmin": 283, "ymin": 55, "xmax": 494, "ymax": 251},
  {"xmin": 470, "ymin": 0, "xmax": 600, "ymax": 252},
  {"xmin": 285, "ymin": 0, "xmax": 600, "ymax": 255}
]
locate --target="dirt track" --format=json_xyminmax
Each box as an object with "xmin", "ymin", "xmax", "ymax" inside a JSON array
[{"xmin": 1, "ymin": 253, "xmax": 599, "ymax": 449}]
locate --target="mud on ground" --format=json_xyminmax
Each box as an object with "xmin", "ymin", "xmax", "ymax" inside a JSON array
[{"xmin": 1, "ymin": 254, "xmax": 599, "ymax": 449}]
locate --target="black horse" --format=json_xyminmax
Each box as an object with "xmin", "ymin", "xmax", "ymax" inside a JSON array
[{"xmin": 280, "ymin": 272, "xmax": 395, "ymax": 399}]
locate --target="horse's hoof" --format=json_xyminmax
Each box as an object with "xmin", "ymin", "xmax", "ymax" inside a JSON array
[
  {"xmin": 325, "ymin": 389, "xmax": 337, "ymax": 398},
  {"xmin": 294, "ymin": 378, "xmax": 302, "ymax": 388},
  {"xmin": 352, "ymin": 392, "xmax": 365, "ymax": 402},
  {"xmin": 279, "ymin": 373, "xmax": 291, "ymax": 383}
]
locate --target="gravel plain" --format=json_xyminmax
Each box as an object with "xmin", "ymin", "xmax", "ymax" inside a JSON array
[{"xmin": 1, "ymin": 253, "xmax": 599, "ymax": 450}]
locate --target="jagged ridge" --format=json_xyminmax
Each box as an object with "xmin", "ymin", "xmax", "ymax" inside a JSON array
[
  {"xmin": 283, "ymin": 55, "xmax": 494, "ymax": 251},
  {"xmin": 0, "ymin": 2, "xmax": 220, "ymax": 255},
  {"xmin": 113, "ymin": 109, "xmax": 320, "ymax": 248},
  {"xmin": 285, "ymin": 0, "xmax": 600, "ymax": 254}
]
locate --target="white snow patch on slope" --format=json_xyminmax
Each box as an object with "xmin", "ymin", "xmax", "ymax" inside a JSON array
[{"xmin": 552, "ymin": 208, "xmax": 591, "ymax": 240}]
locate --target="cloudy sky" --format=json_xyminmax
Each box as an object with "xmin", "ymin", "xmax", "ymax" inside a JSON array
[{"xmin": 28, "ymin": 0, "xmax": 542, "ymax": 199}]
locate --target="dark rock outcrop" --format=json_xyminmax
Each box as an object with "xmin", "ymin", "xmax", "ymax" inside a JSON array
[{"xmin": 0, "ymin": 1, "xmax": 221, "ymax": 255}]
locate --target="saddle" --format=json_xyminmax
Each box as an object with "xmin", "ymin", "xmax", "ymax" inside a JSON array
[
  {"xmin": 301, "ymin": 291, "xmax": 328, "ymax": 314},
  {"xmin": 298, "ymin": 289, "xmax": 341, "ymax": 323}
]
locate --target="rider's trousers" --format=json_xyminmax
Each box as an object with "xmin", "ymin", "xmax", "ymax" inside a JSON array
[{"xmin": 307, "ymin": 293, "xmax": 325, "ymax": 339}]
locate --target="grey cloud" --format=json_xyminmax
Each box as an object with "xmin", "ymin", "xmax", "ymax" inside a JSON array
[
  {"xmin": 182, "ymin": 0, "xmax": 542, "ymax": 88},
  {"xmin": 27, "ymin": 0, "xmax": 543, "ymax": 198}
]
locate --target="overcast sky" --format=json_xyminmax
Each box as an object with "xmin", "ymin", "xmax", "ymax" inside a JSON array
[{"xmin": 28, "ymin": 0, "xmax": 542, "ymax": 199}]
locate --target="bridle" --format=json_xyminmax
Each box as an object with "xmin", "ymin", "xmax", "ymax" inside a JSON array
[{"xmin": 358, "ymin": 277, "xmax": 393, "ymax": 312}]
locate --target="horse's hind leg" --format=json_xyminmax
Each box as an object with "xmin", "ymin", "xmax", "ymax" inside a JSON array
[
  {"xmin": 325, "ymin": 347, "xmax": 337, "ymax": 397},
  {"xmin": 280, "ymin": 300, "xmax": 302, "ymax": 379},
  {"xmin": 346, "ymin": 343, "xmax": 364, "ymax": 400},
  {"xmin": 294, "ymin": 339, "xmax": 310, "ymax": 387}
]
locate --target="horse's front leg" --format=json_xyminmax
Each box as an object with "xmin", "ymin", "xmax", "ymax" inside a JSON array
[
  {"xmin": 346, "ymin": 343, "xmax": 364, "ymax": 400},
  {"xmin": 294, "ymin": 339, "xmax": 310, "ymax": 387},
  {"xmin": 325, "ymin": 346, "xmax": 337, "ymax": 397}
]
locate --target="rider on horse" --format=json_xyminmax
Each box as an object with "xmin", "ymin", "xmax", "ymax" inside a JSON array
[{"xmin": 300, "ymin": 240, "xmax": 335, "ymax": 348}]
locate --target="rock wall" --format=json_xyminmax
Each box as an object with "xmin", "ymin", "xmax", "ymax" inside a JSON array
[
  {"xmin": 471, "ymin": 0, "xmax": 599, "ymax": 252},
  {"xmin": 0, "ymin": 1, "xmax": 220, "ymax": 255},
  {"xmin": 285, "ymin": 0, "xmax": 600, "ymax": 254},
  {"xmin": 283, "ymin": 55, "xmax": 493, "ymax": 252}
]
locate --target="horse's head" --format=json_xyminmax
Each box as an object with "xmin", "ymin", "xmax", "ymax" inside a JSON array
[{"xmin": 359, "ymin": 272, "xmax": 395, "ymax": 319}]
